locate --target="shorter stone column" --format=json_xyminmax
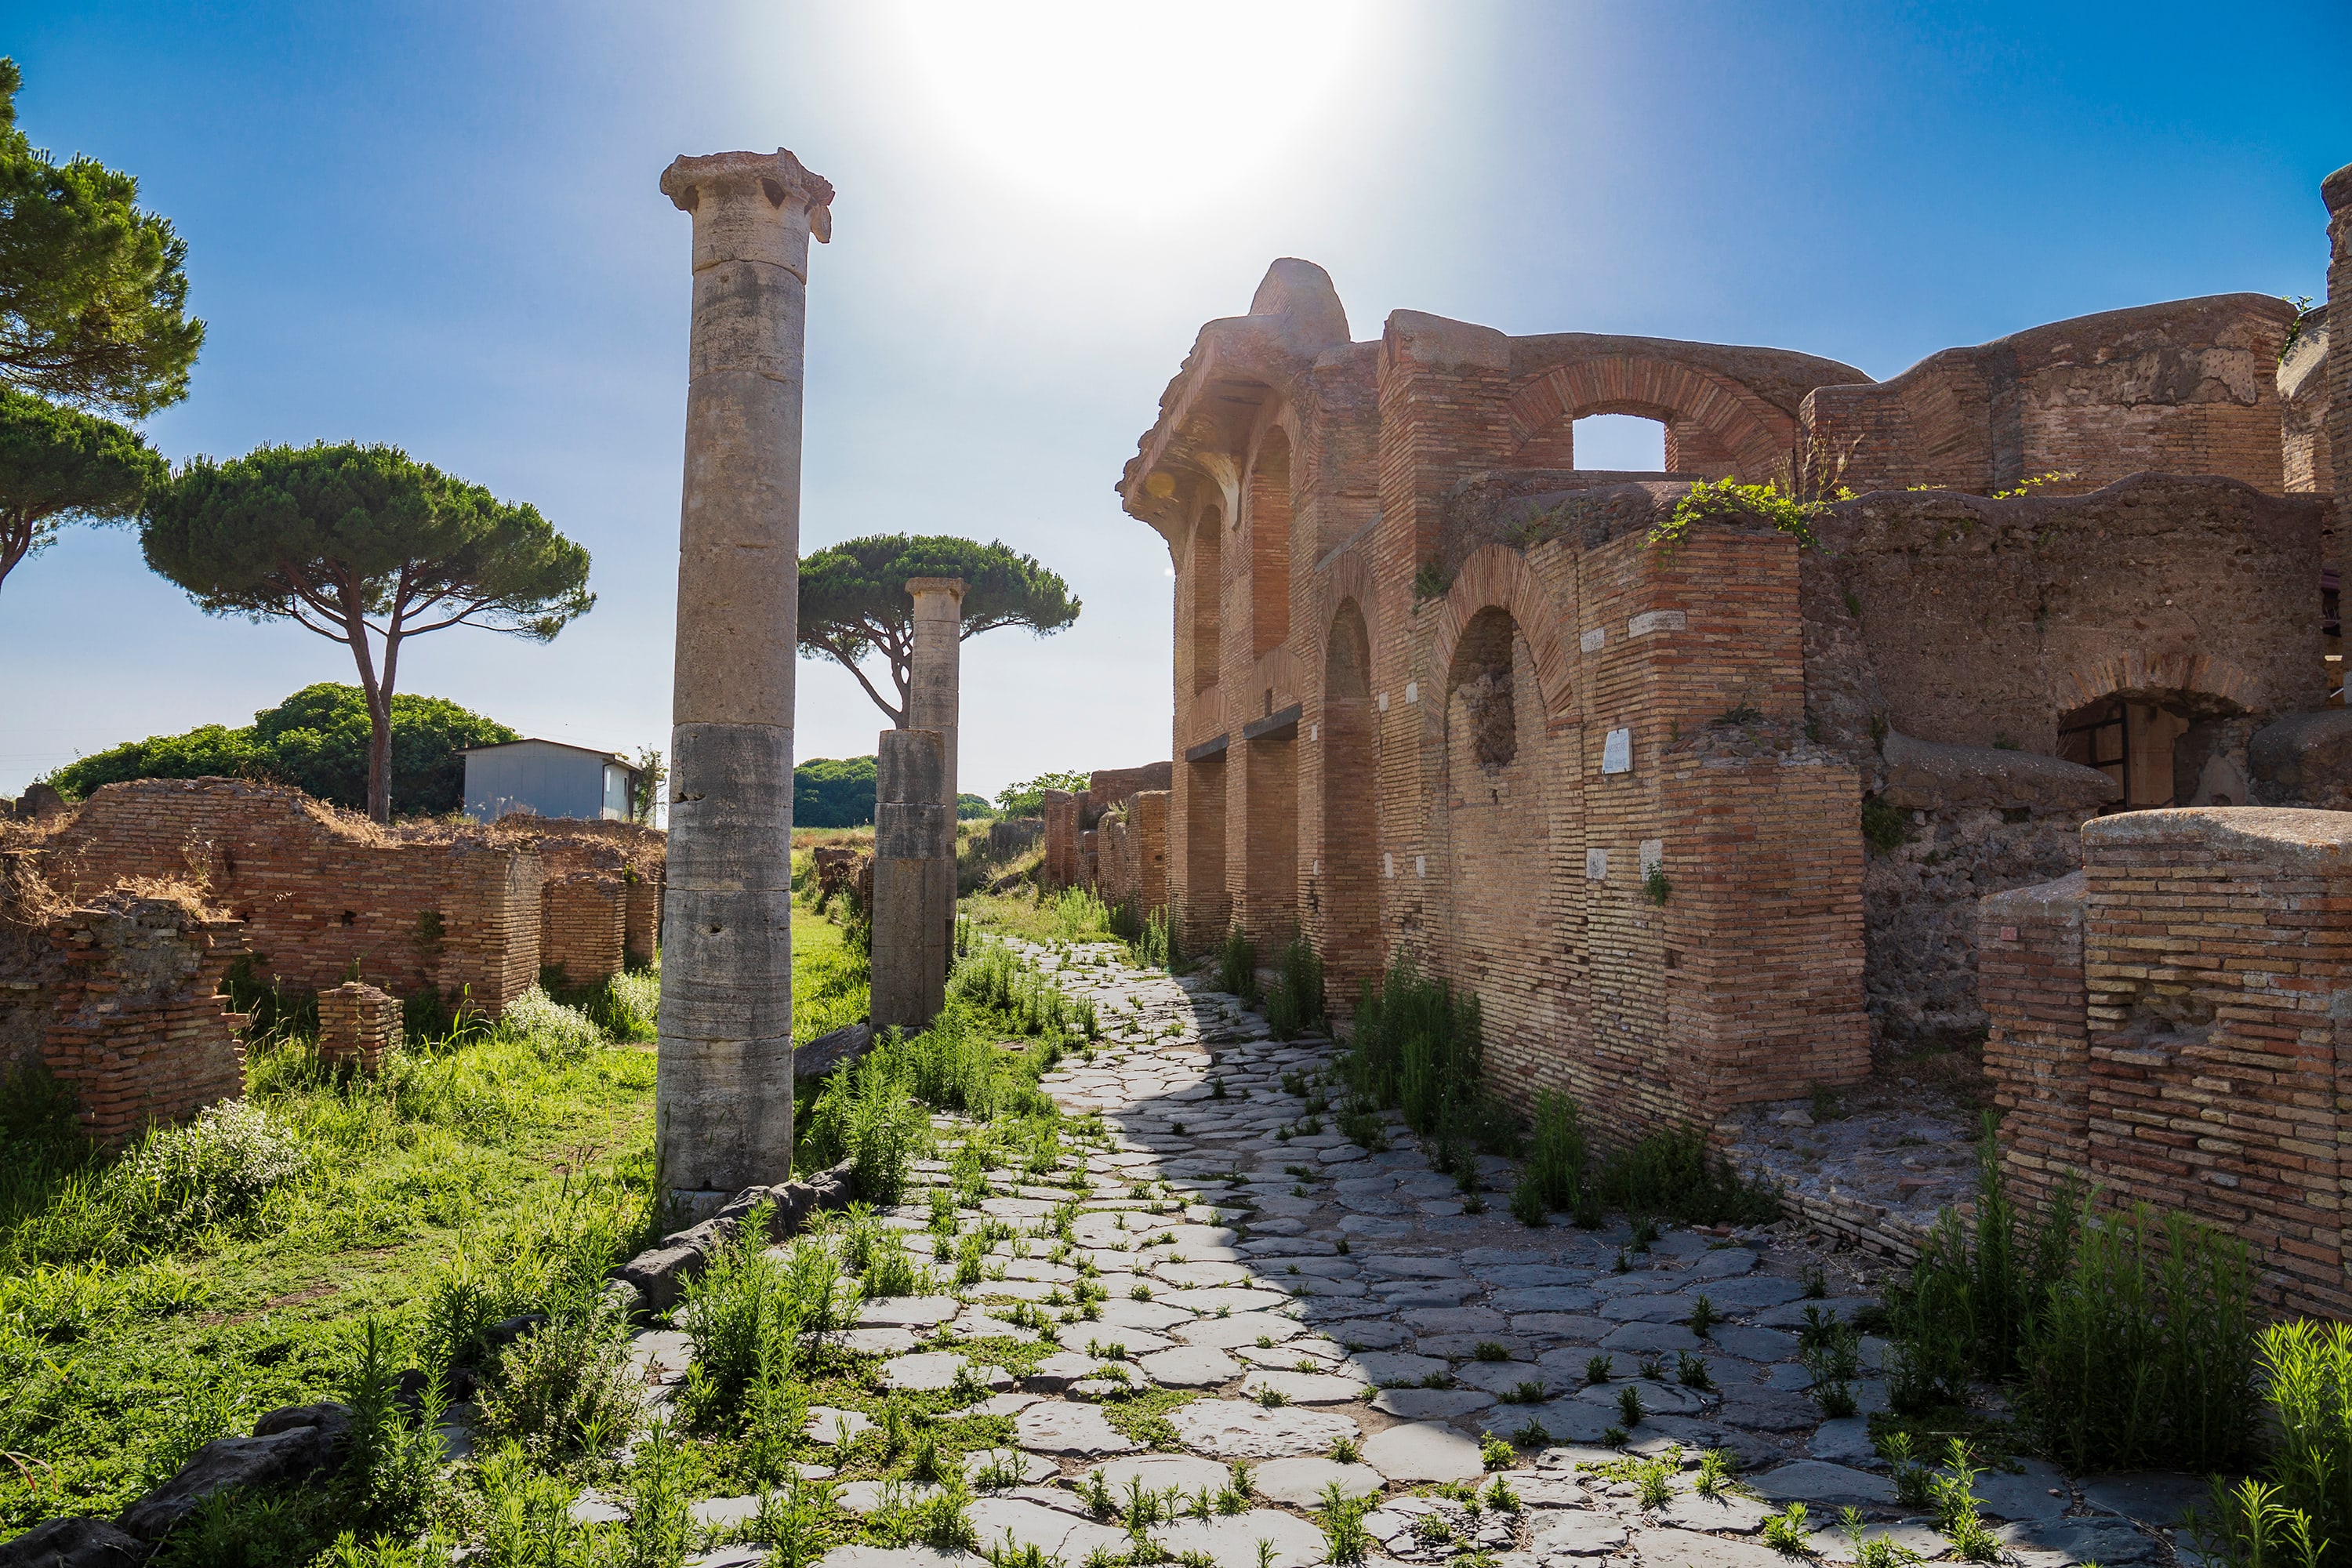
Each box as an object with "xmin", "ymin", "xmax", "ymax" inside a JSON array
[
  {"xmin": 906, "ymin": 575, "xmax": 967, "ymax": 960},
  {"xmin": 870, "ymin": 728, "xmax": 954, "ymax": 1031}
]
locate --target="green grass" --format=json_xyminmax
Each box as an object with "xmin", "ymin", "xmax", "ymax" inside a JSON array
[
  {"xmin": 0, "ymin": 1001, "xmax": 659, "ymax": 1534},
  {"xmin": 962, "ymin": 886, "xmax": 1116, "ymax": 946},
  {"xmin": 793, "ymin": 904, "xmax": 871, "ymax": 1044}
]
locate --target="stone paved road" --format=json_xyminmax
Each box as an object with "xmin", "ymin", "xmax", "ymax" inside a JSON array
[{"xmin": 641, "ymin": 939, "xmax": 2189, "ymax": 1568}]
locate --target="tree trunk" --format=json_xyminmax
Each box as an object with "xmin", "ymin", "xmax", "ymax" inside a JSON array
[{"xmin": 365, "ymin": 688, "xmax": 393, "ymax": 822}]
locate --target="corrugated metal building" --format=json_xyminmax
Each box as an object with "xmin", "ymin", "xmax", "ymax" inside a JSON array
[{"xmin": 462, "ymin": 739, "xmax": 640, "ymax": 823}]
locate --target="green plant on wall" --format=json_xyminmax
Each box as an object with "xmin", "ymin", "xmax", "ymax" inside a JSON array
[{"xmin": 1647, "ymin": 476, "xmax": 1840, "ymax": 562}]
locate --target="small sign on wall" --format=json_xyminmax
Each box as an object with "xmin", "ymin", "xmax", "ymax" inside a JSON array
[
  {"xmin": 1585, "ymin": 848, "xmax": 1608, "ymax": 880},
  {"xmin": 1602, "ymin": 728, "xmax": 1633, "ymax": 775},
  {"xmin": 1628, "ymin": 610, "xmax": 1686, "ymax": 637},
  {"xmin": 1639, "ymin": 839, "xmax": 1664, "ymax": 877},
  {"xmin": 1579, "ymin": 628, "xmax": 1606, "ymax": 653}
]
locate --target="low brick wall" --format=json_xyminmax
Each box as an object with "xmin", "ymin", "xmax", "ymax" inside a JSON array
[
  {"xmin": 318, "ymin": 981, "xmax": 401, "ymax": 1073},
  {"xmin": 33, "ymin": 778, "xmax": 542, "ymax": 1016},
  {"xmin": 543, "ymin": 874, "xmax": 626, "ymax": 985},
  {"xmin": 1981, "ymin": 808, "xmax": 2352, "ymax": 1320},
  {"xmin": 2, "ymin": 855, "xmax": 249, "ymax": 1144}
]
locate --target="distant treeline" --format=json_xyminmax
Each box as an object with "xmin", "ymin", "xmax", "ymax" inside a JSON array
[{"xmin": 795, "ymin": 754, "xmax": 990, "ymax": 828}]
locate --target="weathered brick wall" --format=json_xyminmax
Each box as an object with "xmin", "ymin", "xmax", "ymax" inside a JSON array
[
  {"xmin": 2323, "ymin": 165, "xmax": 2352, "ymax": 529},
  {"xmin": 1980, "ymin": 811, "xmax": 2352, "ymax": 1320},
  {"xmin": 1123, "ymin": 252, "xmax": 2334, "ymax": 1160},
  {"xmin": 318, "ymin": 981, "xmax": 401, "ymax": 1073},
  {"xmin": 1804, "ymin": 476, "xmax": 2329, "ymax": 759},
  {"xmin": 1979, "ymin": 872, "xmax": 2090, "ymax": 1207},
  {"xmin": 36, "ymin": 778, "xmax": 543, "ymax": 1016},
  {"xmin": 1087, "ymin": 763, "xmax": 1173, "ymax": 808},
  {"xmin": 624, "ymin": 873, "xmax": 662, "ymax": 964},
  {"xmin": 1040, "ymin": 789, "xmax": 1083, "ymax": 889},
  {"xmin": 542, "ymin": 874, "xmax": 626, "ymax": 985},
  {"xmin": 1806, "ymin": 294, "xmax": 2296, "ymax": 497},
  {"xmin": 2, "ymin": 855, "xmax": 250, "ymax": 1144}
]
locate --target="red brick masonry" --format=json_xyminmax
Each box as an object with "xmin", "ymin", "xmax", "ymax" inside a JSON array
[{"xmin": 1981, "ymin": 809, "xmax": 2352, "ymax": 1320}]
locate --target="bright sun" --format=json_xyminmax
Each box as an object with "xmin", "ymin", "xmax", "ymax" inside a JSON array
[{"xmin": 878, "ymin": 1, "xmax": 1387, "ymax": 216}]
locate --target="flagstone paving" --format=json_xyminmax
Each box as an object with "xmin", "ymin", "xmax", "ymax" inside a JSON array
[{"xmin": 628, "ymin": 938, "xmax": 2189, "ymax": 1568}]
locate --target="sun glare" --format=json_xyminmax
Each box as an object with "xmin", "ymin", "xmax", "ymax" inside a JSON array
[{"xmin": 880, "ymin": 2, "xmax": 1385, "ymax": 216}]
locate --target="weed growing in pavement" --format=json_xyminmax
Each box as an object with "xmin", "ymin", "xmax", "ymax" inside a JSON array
[
  {"xmin": 1761, "ymin": 1501, "xmax": 1813, "ymax": 1556},
  {"xmin": 1585, "ymin": 1354, "xmax": 1612, "ymax": 1385},
  {"xmin": 1218, "ymin": 924, "xmax": 1261, "ymax": 1004},
  {"xmin": 1616, "ymin": 1385, "xmax": 1644, "ymax": 1427},
  {"xmin": 1694, "ymin": 1449, "xmax": 1746, "ymax": 1498},
  {"xmin": 1341, "ymin": 952, "xmax": 1515, "ymax": 1176},
  {"xmin": 1480, "ymin": 1432, "xmax": 1516, "ymax": 1469},
  {"xmin": 1839, "ymin": 1505, "xmax": 1922, "ymax": 1568},
  {"xmin": 1886, "ymin": 1117, "xmax": 2256, "ymax": 1475},
  {"xmin": 1511, "ymin": 1091, "xmax": 1588, "ymax": 1227},
  {"xmin": 1319, "ymin": 1481, "xmax": 1377, "ymax": 1566},
  {"xmin": 1266, "ymin": 926, "xmax": 1325, "ymax": 1040},
  {"xmin": 1675, "ymin": 1352, "xmax": 1715, "ymax": 1391}
]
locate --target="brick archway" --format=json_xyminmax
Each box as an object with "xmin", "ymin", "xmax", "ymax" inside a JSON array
[
  {"xmin": 2053, "ymin": 650, "xmax": 2265, "ymax": 715},
  {"xmin": 1427, "ymin": 545, "xmax": 1575, "ymax": 732},
  {"xmin": 1508, "ymin": 354, "xmax": 1795, "ymax": 479}
]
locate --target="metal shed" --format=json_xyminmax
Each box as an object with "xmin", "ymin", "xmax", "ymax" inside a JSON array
[{"xmin": 461, "ymin": 739, "xmax": 640, "ymax": 823}]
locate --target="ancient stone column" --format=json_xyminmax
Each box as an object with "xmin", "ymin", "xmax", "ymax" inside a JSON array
[
  {"xmin": 654, "ymin": 147, "xmax": 833, "ymax": 1213},
  {"xmin": 870, "ymin": 727, "xmax": 954, "ymax": 1031},
  {"xmin": 906, "ymin": 575, "xmax": 966, "ymax": 956},
  {"xmin": 906, "ymin": 577, "xmax": 966, "ymax": 815}
]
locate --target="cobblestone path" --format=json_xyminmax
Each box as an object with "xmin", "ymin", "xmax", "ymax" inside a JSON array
[{"xmin": 637, "ymin": 942, "xmax": 2198, "ymax": 1568}]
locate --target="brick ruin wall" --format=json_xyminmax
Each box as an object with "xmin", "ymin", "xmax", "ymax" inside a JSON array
[
  {"xmin": 1042, "ymin": 767, "xmax": 1172, "ymax": 907},
  {"xmin": 2, "ymin": 853, "xmax": 250, "ymax": 1144},
  {"xmin": 1798, "ymin": 476, "xmax": 2336, "ymax": 1047},
  {"xmin": 1802, "ymin": 294, "xmax": 2297, "ymax": 499},
  {"xmin": 542, "ymin": 874, "xmax": 628, "ymax": 985},
  {"xmin": 24, "ymin": 778, "xmax": 550, "ymax": 1016},
  {"xmin": 1981, "ymin": 811, "xmax": 2352, "ymax": 1321},
  {"xmin": 496, "ymin": 815, "xmax": 667, "ymax": 968}
]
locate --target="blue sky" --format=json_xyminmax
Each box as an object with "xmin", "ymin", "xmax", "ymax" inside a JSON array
[{"xmin": 3, "ymin": 2, "xmax": 2347, "ymax": 800}]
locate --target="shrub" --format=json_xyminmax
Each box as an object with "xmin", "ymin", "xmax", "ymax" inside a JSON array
[
  {"xmin": 1218, "ymin": 925, "xmax": 1259, "ymax": 1004},
  {"xmin": 499, "ymin": 985, "xmax": 605, "ymax": 1062},
  {"xmin": 1343, "ymin": 953, "xmax": 1514, "ymax": 1179},
  {"xmin": 677, "ymin": 1201, "xmax": 812, "ymax": 1435},
  {"xmin": 804, "ymin": 1051, "xmax": 928, "ymax": 1203},
  {"xmin": 110, "ymin": 1100, "xmax": 308, "ymax": 1244},
  {"xmin": 1594, "ymin": 1126, "xmax": 1777, "ymax": 1226},
  {"xmin": 604, "ymin": 968, "xmax": 661, "ymax": 1041},
  {"xmin": 2200, "ymin": 1322, "xmax": 2352, "ymax": 1568},
  {"xmin": 1265, "ymin": 927, "xmax": 1325, "ymax": 1040},
  {"xmin": 1888, "ymin": 1120, "xmax": 2256, "ymax": 1475},
  {"xmin": 1511, "ymin": 1091, "xmax": 1587, "ymax": 1225},
  {"xmin": 477, "ymin": 1294, "xmax": 640, "ymax": 1461}
]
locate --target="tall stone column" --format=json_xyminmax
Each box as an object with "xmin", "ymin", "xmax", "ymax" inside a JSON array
[
  {"xmin": 870, "ymin": 727, "xmax": 953, "ymax": 1031},
  {"xmin": 906, "ymin": 577, "xmax": 967, "ymax": 815},
  {"xmin": 654, "ymin": 147, "xmax": 833, "ymax": 1213},
  {"xmin": 906, "ymin": 575, "xmax": 966, "ymax": 957}
]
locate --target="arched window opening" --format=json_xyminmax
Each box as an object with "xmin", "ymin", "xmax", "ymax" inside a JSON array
[
  {"xmin": 2056, "ymin": 692, "xmax": 2247, "ymax": 811},
  {"xmin": 1571, "ymin": 413, "xmax": 1666, "ymax": 473}
]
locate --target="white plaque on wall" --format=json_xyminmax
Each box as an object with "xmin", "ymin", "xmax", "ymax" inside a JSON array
[
  {"xmin": 1585, "ymin": 848, "xmax": 1608, "ymax": 880},
  {"xmin": 1602, "ymin": 728, "xmax": 1633, "ymax": 775},
  {"xmin": 1639, "ymin": 839, "xmax": 1664, "ymax": 877},
  {"xmin": 1579, "ymin": 628, "xmax": 1606, "ymax": 653},
  {"xmin": 1628, "ymin": 609, "xmax": 1687, "ymax": 637}
]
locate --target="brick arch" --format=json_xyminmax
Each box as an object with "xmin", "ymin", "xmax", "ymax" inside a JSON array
[
  {"xmin": 1309, "ymin": 549, "xmax": 1378, "ymax": 679},
  {"xmin": 2053, "ymin": 650, "xmax": 2267, "ymax": 716},
  {"xmin": 1509, "ymin": 354, "xmax": 1795, "ymax": 479},
  {"xmin": 1427, "ymin": 544, "xmax": 1574, "ymax": 728}
]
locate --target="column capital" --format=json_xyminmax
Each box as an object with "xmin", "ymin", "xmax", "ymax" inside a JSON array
[
  {"xmin": 906, "ymin": 575, "xmax": 968, "ymax": 603},
  {"xmin": 661, "ymin": 147, "xmax": 835, "ymax": 242}
]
